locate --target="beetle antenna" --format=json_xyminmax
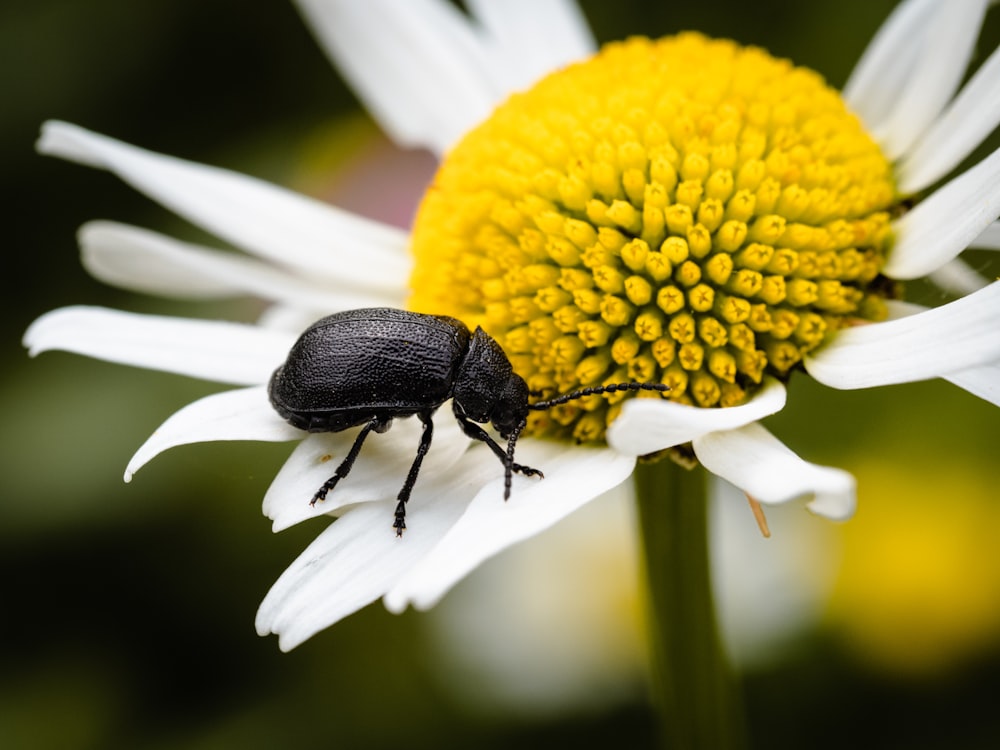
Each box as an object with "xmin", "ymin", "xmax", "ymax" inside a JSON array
[
  {"xmin": 528, "ymin": 381, "xmax": 669, "ymax": 410},
  {"xmin": 503, "ymin": 419, "xmax": 525, "ymax": 501}
]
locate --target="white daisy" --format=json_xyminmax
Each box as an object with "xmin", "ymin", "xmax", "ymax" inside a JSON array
[{"xmin": 23, "ymin": 0, "xmax": 1000, "ymax": 652}]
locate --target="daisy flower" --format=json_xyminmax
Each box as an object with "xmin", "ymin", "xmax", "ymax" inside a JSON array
[{"xmin": 23, "ymin": 0, "xmax": 1000, "ymax": 669}]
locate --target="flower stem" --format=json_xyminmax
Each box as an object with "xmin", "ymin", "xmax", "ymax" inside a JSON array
[{"xmin": 634, "ymin": 458, "xmax": 748, "ymax": 749}]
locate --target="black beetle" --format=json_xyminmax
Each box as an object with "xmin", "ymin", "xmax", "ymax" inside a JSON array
[{"xmin": 268, "ymin": 308, "xmax": 668, "ymax": 535}]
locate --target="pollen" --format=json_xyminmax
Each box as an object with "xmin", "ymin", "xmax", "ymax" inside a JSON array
[{"xmin": 409, "ymin": 33, "xmax": 896, "ymax": 442}]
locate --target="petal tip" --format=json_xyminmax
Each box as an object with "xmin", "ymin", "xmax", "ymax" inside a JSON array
[
  {"xmin": 36, "ymin": 120, "xmax": 97, "ymax": 165},
  {"xmin": 381, "ymin": 593, "xmax": 408, "ymax": 615},
  {"xmin": 35, "ymin": 119, "xmax": 64, "ymax": 155},
  {"xmin": 21, "ymin": 315, "xmax": 46, "ymax": 354},
  {"xmin": 806, "ymin": 487, "xmax": 857, "ymax": 521}
]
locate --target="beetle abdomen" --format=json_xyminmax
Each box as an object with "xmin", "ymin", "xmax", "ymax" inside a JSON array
[{"xmin": 268, "ymin": 308, "xmax": 471, "ymax": 432}]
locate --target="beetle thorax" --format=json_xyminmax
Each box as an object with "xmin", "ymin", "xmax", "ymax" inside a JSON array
[{"xmin": 453, "ymin": 327, "xmax": 529, "ymax": 437}]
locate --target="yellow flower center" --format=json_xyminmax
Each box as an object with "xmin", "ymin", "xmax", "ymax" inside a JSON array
[{"xmin": 409, "ymin": 33, "xmax": 896, "ymax": 443}]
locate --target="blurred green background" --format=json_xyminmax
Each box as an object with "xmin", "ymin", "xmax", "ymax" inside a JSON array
[{"xmin": 3, "ymin": 1, "xmax": 999, "ymax": 748}]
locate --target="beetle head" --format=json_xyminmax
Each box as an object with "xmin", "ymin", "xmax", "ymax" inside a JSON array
[
  {"xmin": 453, "ymin": 327, "xmax": 530, "ymax": 438},
  {"xmin": 490, "ymin": 373, "xmax": 529, "ymax": 438}
]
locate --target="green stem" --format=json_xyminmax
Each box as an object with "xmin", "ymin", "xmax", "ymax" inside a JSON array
[{"xmin": 634, "ymin": 458, "xmax": 748, "ymax": 750}]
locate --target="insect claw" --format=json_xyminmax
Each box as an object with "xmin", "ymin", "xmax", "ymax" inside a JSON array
[{"xmin": 512, "ymin": 463, "xmax": 543, "ymax": 479}]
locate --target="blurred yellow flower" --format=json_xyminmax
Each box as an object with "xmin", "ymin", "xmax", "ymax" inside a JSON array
[{"xmin": 827, "ymin": 457, "xmax": 1000, "ymax": 676}]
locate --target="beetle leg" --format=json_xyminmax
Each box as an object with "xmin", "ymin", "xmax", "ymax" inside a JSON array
[
  {"xmin": 311, "ymin": 416, "xmax": 385, "ymax": 506},
  {"xmin": 394, "ymin": 410, "xmax": 435, "ymax": 537},
  {"xmin": 454, "ymin": 415, "xmax": 544, "ymax": 494}
]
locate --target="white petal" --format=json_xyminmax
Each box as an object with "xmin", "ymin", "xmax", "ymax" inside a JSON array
[
  {"xmin": 971, "ymin": 221, "xmax": 1000, "ymax": 250},
  {"xmin": 881, "ymin": 299, "xmax": 1000, "ymax": 404},
  {"xmin": 927, "ymin": 258, "xmax": 990, "ymax": 296},
  {"xmin": 81, "ymin": 221, "xmax": 239, "ymax": 298},
  {"xmin": 871, "ymin": 0, "xmax": 989, "ymax": 159},
  {"xmin": 465, "ymin": 0, "xmax": 595, "ymax": 91},
  {"xmin": 80, "ymin": 221, "xmax": 393, "ymax": 311},
  {"xmin": 694, "ymin": 423, "xmax": 856, "ymax": 520},
  {"xmin": 897, "ymin": 44, "xmax": 1000, "ymax": 193},
  {"xmin": 383, "ymin": 441, "xmax": 636, "ymax": 613},
  {"xmin": 255, "ymin": 501, "xmax": 453, "ymax": 651},
  {"xmin": 37, "ymin": 121, "xmax": 411, "ymax": 292},
  {"xmin": 804, "ymin": 282, "xmax": 1000, "ymax": 388},
  {"xmin": 886, "ymin": 143, "xmax": 1000, "ymax": 279},
  {"xmin": 842, "ymin": 0, "xmax": 938, "ymax": 129},
  {"xmin": 125, "ymin": 386, "xmax": 302, "ymax": 482},
  {"xmin": 605, "ymin": 378, "xmax": 787, "ymax": 457},
  {"xmin": 256, "ymin": 452, "xmax": 500, "ymax": 651},
  {"xmin": 24, "ymin": 306, "xmax": 294, "ymax": 385},
  {"xmin": 945, "ymin": 362, "xmax": 1000, "ymax": 406},
  {"xmin": 264, "ymin": 412, "xmax": 470, "ymax": 531},
  {"xmin": 294, "ymin": 0, "xmax": 505, "ymax": 155}
]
